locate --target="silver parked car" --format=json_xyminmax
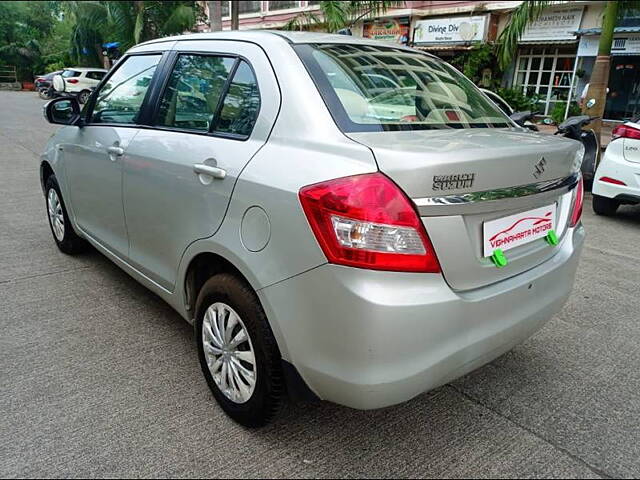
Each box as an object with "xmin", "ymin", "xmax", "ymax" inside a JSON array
[{"xmin": 41, "ymin": 32, "xmax": 585, "ymax": 427}]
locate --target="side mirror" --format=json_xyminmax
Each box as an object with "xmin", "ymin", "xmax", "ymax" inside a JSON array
[
  {"xmin": 43, "ymin": 97, "xmax": 81, "ymax": 125},
  {"xmin": 509, "ymin": 111, "xmax": 533, "ymax": 127}
]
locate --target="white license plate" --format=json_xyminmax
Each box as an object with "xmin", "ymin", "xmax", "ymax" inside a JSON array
[{"xmin": 483, "ymin": 204, "xmax": 556, "ymax": 257}]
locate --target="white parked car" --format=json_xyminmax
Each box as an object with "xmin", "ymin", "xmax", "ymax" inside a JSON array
[
  {"xmin": 52, "ymin": 68, "xmax": 108, "ymax": 104},
  {"xmin": 592, "ymin": 121, "xmax": 640, "ymax": 215}
]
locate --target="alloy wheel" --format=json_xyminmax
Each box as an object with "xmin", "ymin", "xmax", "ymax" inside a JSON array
[
  {"xmin": 47, "ymin": 188, "xmax": 65, "ymax": 241},
  {"xmin": 202, "ymin": 302, "xmax": 257, "ymax": 404}
]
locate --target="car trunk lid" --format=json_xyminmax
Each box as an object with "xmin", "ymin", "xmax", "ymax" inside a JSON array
[{"xmin": 347, "ymin": 128, "xmax": 581, "ymax": 290}]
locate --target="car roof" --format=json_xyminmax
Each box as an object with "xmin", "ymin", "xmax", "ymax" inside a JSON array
[
  {"xmin": 64, "ymin": 67, "xmax": 108, "ymax": 72},
  {"xmin": 135, "ymin": 30, "xmax": 430, "ymax": 56}
]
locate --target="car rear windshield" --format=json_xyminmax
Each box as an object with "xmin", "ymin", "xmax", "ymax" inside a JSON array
[
  {"xmin": 62, "ymin": 70, "xmax": 81, "ymax": 78},
  {"xmin": 294, "ymin": 43, "xmax": 510, "ymax": 132}
]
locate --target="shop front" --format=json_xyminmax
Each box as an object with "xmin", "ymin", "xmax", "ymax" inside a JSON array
[
  {"xmin": 362, "ymin": 18, "xmax": 410, "ymax": 45},
  {"xmin": 577, "ymin": 29, "xmax": 640, "ymax": 121},
  {"xmin": 510, "ymin": 6, "xmax": 584, "ymax": 116},
  {"xmin": 411, "ymin": 14, "xmax": 490, "ymax": 61}
]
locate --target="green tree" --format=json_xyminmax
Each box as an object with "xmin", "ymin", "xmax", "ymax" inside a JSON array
[
  {"xmin": 0, "ymin": 1, "xmax": 60, "ymax": 80},
  {"xmin": 64, "ymin": 1, "xmax": 203, "ymax": 67},
  {"xmin": 497, "ymin": 1, "xmax": 636, "ymax": 150},
  {"xmin": 284, "ymin": 1, "xmax": 404, "ymax": 33}
]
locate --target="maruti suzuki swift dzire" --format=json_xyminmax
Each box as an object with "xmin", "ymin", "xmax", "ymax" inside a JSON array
[{"xmin": 41, "ymin": 31, "xmax": 585, "ymax": 427}]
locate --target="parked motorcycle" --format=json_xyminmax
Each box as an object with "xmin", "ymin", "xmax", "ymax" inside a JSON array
[
  {"xmin": 509, "ymin": 111, "xmax": 539, "ymax": 132},
  {"xmin": 510, "ymin": 112, "xmax": 598, "ymax": 190},
  {"xmin": 555, "ymin": 115, "xmax": 599, "ymax": 190}
]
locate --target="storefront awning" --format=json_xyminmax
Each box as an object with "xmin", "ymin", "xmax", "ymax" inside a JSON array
[
  {"xmin": 575, "ymin": 26, "xmax": 640, "ymax": 36},
  {"xmin": 412, "ymin": 45, "xmax": 475, "ymax": 52},
  {"xmin": 518, "ymin": 39, "xmax": 577, "ymax": 45}
]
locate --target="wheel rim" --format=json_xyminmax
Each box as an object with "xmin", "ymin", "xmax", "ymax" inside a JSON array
[
  {"xmin": 80, "ymin": 92, "xmax": 89, "ymax": 103},
  {"xmin": 202, "ymin": 302, "xmax": 257, "ymax": 404},
  {"xmin": 47, "ymin": 188, "xmax": 65, "ymax": 241}
]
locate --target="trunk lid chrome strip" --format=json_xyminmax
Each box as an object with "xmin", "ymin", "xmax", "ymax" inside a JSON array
[{"xmin": 413, "ymin": 173, "xmax": 580, "ymax": 215}]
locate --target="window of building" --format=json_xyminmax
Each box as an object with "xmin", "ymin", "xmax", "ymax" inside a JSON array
[
  {"xmin": 237, "ymin": 1, "xmax": 261, "ymax": 15},
  {"xmin": 513, "ymin": 47, "xmax": 577, "ymax": 116},
  {"xmin": 267, "ymin": 1, "xmax": 299, "ymax": 10}
]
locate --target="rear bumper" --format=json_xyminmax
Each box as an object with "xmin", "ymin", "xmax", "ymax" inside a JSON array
[
  {"xmin": 259, "ymin": 225, "xmax": 585, "ymax": 410},
  {"xmin": 593, "ymin": 142, "xmax": 640, "ymax": 201}
]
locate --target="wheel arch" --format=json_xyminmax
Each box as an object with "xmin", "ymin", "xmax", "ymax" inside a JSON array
[
  {"xmin": 180, "ymin": 245, "xmax": 291, "ymax": 359},
  {"xmin": 183, "ymin": 251, "xmax": 258, "ymax": 322},
  {"xmin": 182, "ymin": 248, "xmax": 311, "ymax": 400},
  {"xmin": 40, "ymin": 160, "xmax": 55, "ymax": 194}
]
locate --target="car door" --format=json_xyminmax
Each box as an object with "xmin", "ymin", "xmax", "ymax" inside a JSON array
[
  {"xmin": 122, "ymin": 41, "xmax": 280, "ymax": 291},
  {"xmin": 63, "ymin": 54, "xmax": 162, "ymax": 258},
  {"xmin": 84, "ymin": 70, "xmax": 107, "ymax": 89}
]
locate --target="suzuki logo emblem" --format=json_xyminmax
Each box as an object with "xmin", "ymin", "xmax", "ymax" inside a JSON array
[{"xmin": 532, "ymin": 157, "xmax": 547, "ymax": 179}]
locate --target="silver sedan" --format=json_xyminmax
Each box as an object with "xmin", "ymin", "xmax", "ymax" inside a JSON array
[{"xmin": 40, "ymin": 31, "xmax": 585, "ymax": 427}]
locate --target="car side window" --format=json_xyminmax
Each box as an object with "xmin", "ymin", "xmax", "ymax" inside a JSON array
[
  {"xmin": 90, "ymin": 54, "xmax": 161, "ymax": 125},
  {"xmin": 156, "ymin": 54, "xmax": 235, "ymax": 132},
  {"xmin": 87, "ymin": 71, "xmax": 106, "ymax": 81},
  {"xmin": 212, "ymin": 61, "xmax": 260, "ymax": 138}
]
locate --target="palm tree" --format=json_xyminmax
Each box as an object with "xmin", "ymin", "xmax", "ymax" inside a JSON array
[
  {"xmin": 497, "ymin": 1, "xmax": 627, "ymax": 147},
  {"xmin": 284, "ymin": 1, "xmax": 404, "ymax": 34},
  {"xmin": 207, "ymin": 1, "xmax": 223, "ymax": 32},
  {"xmin": 65, "ymin": 1, "xmax": 199, "ymax": 67},
  {"xmin": 231, "ymin": 0, "xmax": 239, "ymax": 30}
]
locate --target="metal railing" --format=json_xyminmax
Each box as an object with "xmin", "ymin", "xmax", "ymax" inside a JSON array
[{"xmin": 0, "ymin": 66, "xmax": 18, "ymax": 83}]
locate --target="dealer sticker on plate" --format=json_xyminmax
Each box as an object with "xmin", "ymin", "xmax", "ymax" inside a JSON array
[{"xmin": 483, "ymin": 204, "xmax": 556, "ymax": 257}]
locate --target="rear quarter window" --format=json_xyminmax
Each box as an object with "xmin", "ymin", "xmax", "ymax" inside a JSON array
[{"xmin": 86, "ymin": 71, "xmax": 106, "ymax": 81}]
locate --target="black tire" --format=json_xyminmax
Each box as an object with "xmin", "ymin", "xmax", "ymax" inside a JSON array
[
  {"xmin": 78, "ymin": 90, "xmax": 90, "ymax": 104},
  {"xmin": 592, "ymin": 194, "xmax": 619, "ymax": 216},
  {"xmin": 583, "ymin": 177, "xmax": 594, "ymax": 192},
  {"xmin": 45, "ymin": 175, "xmax": 88, "ymax": 254},
  {"xmin": 195, "ymin": 273, "xmax": 285, "ymax": 427},
  {"xmin": 38, "ymin": 87, "xmax": 53, "ymax": 100}
]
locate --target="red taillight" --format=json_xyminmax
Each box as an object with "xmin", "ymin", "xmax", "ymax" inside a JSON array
[
  {"xmin": 299, "ymin": 173, "xmax": 440, "ymax": 273},
  {"xmin": 599, "ymin": 176, "xmax": 627, "ymax": 186},
  {"xmin": 570, "ymin": 176, "xmax": 584, "ymax": 227},
  {"xmin": 66, "ymin": 78, "xmax": 79, "ymax": 84},
  {"xmin": 612, "ymin": 124, "xmax": 640, "ymax": 140}
]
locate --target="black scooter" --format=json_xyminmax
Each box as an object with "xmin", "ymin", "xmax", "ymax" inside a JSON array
[
  {"xmin": 555, "ymin": 115, "xmax": 599, "ymax": 190},
  {"xmin": 510, "ymin": 112, "xmax": 599, "ymax": 190}
]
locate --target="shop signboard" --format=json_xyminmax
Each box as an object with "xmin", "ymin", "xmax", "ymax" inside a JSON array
[
  {"xmin": 363, "ymin": 19, "xmax": 409, "ymax": 44},
  {"xmin": 520, "ymin": 7, "xmax": 584, "ymax": 42},
  {"xmin": 579, "ymin": 34, "xmax": 640, "ymax": 56},
  {"xmin": 414, "ymin": 16, "xmax": 487, "ymax": 44}
]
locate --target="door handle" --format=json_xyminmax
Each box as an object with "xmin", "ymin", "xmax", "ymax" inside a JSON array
[
  {"xmin": 193, "ymin": 163, "xmax": 226, "ymax": 179},
  {"xmin": 107, "ymin": 146, "xmax": 124, "ymax": 156}
]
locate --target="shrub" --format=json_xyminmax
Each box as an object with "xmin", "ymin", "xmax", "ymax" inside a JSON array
[
  {"xmin": 551, "ymin": 101, "xmax": 582, "ymax": 125},
  {"xmin": 496, "ymin": 87, "xmax": 542, "ymax": 112}
]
